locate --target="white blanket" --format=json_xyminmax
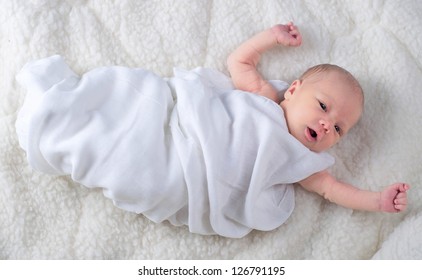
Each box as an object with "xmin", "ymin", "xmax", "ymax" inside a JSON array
[{"xmin": 1, "ymin": 0, "xmax": 421, "ymax": 259}]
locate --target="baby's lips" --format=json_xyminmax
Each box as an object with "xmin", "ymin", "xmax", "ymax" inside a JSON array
[{"xmin": 305, "ymin": 127, "xmax": 317, "ymax": 142}]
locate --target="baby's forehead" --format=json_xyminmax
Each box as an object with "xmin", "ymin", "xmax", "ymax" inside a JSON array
[{"xmin": 308, "ymin": 70, "xmax": 364, "ymax": 105}]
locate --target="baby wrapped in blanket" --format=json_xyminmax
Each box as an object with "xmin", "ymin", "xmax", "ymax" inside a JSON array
[
  {"xmin": 16, "ymin": 23, "xmax": 409, "ymax": 238},
  {"xmin": 16, "ymin": 54, "xmax": 332, "ymax": 238}
]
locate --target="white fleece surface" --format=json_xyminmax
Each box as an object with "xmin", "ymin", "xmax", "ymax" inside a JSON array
[{"xmin": 0, "ymin": 0, "xmax": 421, "ymax": 259}]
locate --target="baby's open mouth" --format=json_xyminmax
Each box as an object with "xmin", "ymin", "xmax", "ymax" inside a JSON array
[{"xmin": 309, "ymin": 128, "xmax": 317, "ymax": 140}]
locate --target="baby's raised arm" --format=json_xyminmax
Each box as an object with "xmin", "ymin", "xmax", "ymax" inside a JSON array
[
  {"xmin": 227, "ymin": 22, "xmax": 302, "ymax": 103},
  {"xmin": 299, "ymin": 171, "xmax": 410, "ymax": 213}
]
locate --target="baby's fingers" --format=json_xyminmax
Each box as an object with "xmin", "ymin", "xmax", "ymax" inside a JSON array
[
  {"xmin": 399, "ymin": 183, "xmax": 410, "ymax": 192},
  {"xmin": 394, "ymin": 198, "xmax": 408, "ymax": 211},
  {"xmin": 394, "ymin": 204, "xmax": 407, "ymax": 211},
  {"xmin": 289, "ymin": 29, "xmax": 300, "ymax": 38},
  {"xmin": 394, "ymin": 193, "xmax": 408, "ymax": 211},
  {"xmin": 394, "ymin": 196, "xmax": 407, "ymax": 205},
  {"xmin": 288, "ymin": 24, "xmax": 299, "ymax": 34},
  {"xmin": 289, "ymin": 30, "xmax": 302, "ymax": 46}
]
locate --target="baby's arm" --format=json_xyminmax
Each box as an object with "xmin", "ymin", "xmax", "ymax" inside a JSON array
[
  {"xmin": 299, "ymin": 171, "xmax": 410, "ymax": 213},
  {"xmin": 227, "ymin": 22, "xmax": 302, "ymax": 103}
]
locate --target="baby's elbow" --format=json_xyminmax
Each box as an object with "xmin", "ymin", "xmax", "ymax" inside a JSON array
[
  {"xmin": 321, "ymin": 189, "xmax": 335, "ymax": 203},
  {"xmin": 300, "ymin": 171, "xmax": 336, "ymax": 200}
]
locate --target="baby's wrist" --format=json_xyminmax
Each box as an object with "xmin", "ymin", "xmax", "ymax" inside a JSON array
[
  {"xmin": 270, "ymin": 25, "xmax": 283, "ymax": 44},
  {"xmin": 377, "ymin": 191, "xmax": 384, "ymax": 212}
]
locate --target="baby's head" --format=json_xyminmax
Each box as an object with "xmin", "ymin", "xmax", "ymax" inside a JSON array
[{"xmin": 280, "ymin": 64, "xmax": 364, "ymax": 152}]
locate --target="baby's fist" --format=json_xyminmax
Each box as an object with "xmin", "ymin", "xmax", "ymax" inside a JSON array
[
  {"xmin": 380, "ymin": 183, "xmax": 410, "ymax": 213},
  {"xmin": 271, "ymin": 22, "xmax": 302, "ymax": 47}
]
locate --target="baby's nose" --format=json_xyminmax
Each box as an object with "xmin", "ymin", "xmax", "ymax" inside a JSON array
[{"xmin": 319, "ymin": 119, "xmax": 331, "ymax": 134}]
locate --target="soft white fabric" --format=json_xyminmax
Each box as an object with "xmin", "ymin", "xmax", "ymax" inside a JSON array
[
  {"xmin": 15, "ymin": 55, "xmax": 333, "ymax": 238},
  {"xmin": 1, "ymin": 0, "xmax": 421, "ymax": 259}
]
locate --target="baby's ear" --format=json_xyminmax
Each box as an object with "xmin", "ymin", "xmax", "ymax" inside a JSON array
[{"xmin": 284, "ymin": 79, "xmax": 301, "ymax": 100}]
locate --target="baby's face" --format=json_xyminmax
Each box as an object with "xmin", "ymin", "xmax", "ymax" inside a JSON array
[{"xmin": 280, "ymin": 71, "xmax": 363, "ymax": 152}]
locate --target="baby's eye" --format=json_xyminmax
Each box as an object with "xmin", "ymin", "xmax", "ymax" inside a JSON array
[
  {"xmin": 334, "ymin": 125, "xmax": 341, "ymax": 134},
  {"xmin": 319, "ymin": 101, "xmax": 327, "ymax": 111}
]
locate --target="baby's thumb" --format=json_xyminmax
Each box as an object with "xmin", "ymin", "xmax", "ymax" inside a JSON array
[{"xmin": 398, "ymin": 183, "xmax": 410, "ymax": 192}]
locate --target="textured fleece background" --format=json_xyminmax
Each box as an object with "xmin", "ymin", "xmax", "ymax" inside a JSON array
[{"xmin": 0, "ymin": 0, "xmax": 421, "ymax": 259}]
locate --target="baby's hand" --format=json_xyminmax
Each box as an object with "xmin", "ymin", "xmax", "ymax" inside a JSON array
[
  {"xmin": 380, "ymin": 183, "xmax": 410, "ymax": 213},
  {"xmin": 271, "ymin": 22, "xmax": 302, "ymax": 47}
]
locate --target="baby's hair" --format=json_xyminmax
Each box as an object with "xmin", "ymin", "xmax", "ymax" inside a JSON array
[{"xmin": 300, "ymin": 64, "xmax": 364, "ymax": 105}]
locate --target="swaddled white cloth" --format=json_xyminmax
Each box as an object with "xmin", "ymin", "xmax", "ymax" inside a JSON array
[{"xmin": 15, "ymin": 55, "xmax": 334, "ymax": 238}]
